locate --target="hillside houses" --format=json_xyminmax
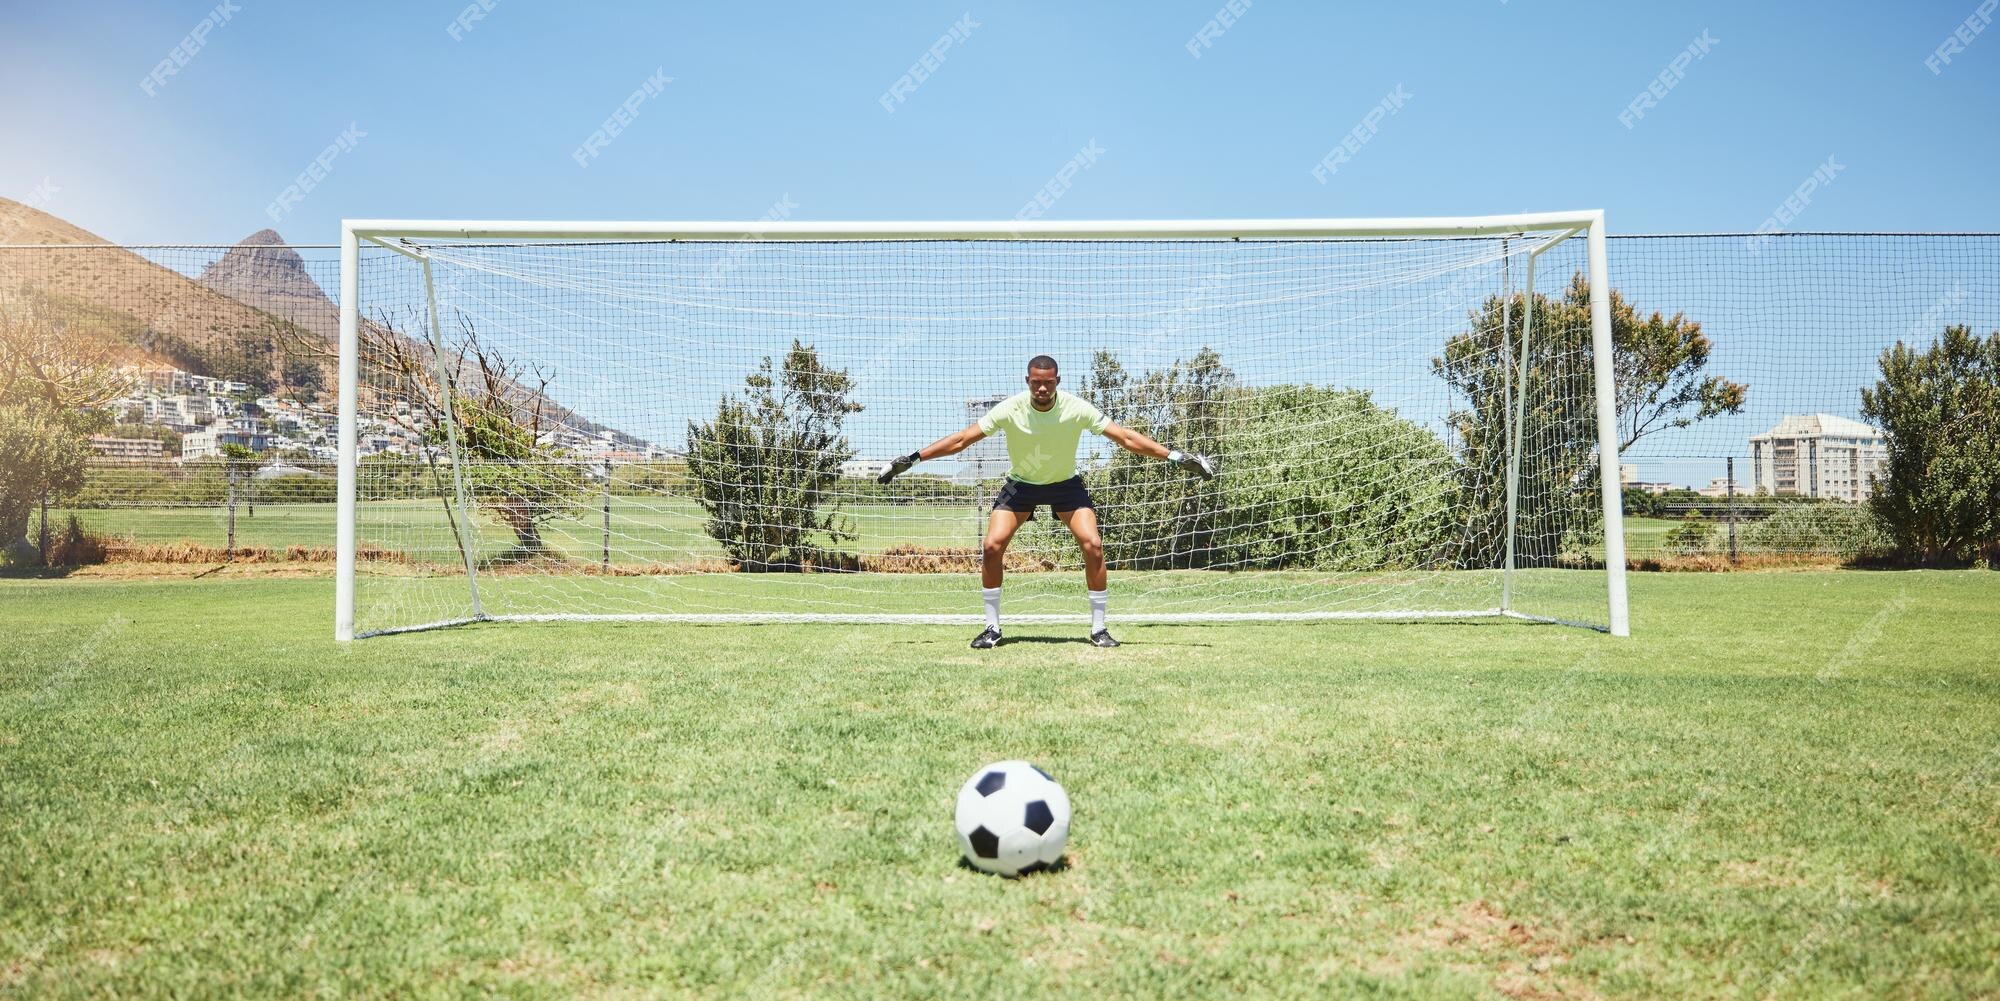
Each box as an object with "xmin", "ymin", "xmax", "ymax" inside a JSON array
[
  {"xmin": 107, "ymin": 362, "xmax": 412, "ymax": 464},
  {"xmin": 102, "ymin": 362, "xmax": 662, "ymax": 467}
]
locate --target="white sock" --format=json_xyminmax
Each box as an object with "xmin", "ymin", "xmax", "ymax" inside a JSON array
[
  {"xmin": 1088, "ymin": 589, "xmax": 1108, "ymax": 632},
  {"xmin": 983, "ymin": 587, "xmax": 1002, "ymax": 632}
]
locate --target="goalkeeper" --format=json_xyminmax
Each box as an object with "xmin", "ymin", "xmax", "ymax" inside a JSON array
[{"xmin": 879, "ymin": 354, "xmax": 1216, "ymax": 649}]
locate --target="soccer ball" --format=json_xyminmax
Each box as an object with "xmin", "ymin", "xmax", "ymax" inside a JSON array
[{"xmin": 954, "ymin": 760, "xmax": 1070, "ymax": 876}]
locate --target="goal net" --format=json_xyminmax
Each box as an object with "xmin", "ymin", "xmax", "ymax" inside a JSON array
[{"xmin": 335, "ymin": 215, "xmax": 1627, "ymax": 639}]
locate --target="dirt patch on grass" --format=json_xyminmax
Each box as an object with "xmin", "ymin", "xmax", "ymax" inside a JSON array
[
  {"xmin": 863, "ymin": 545, "xmax": 1053, "ymax": 574},
  {"xmin": 58, "ymin": 561, "xmax": 338, "ymax": 580},
  {"xmin": 1629, "ymin": 553, "xmax": 1853, "ymax": 572},
  {"xmin": 1371, "ymin": 900, "xmax": 1590, "ymax": 999}
]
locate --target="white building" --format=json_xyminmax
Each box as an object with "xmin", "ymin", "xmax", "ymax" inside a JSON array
[
  {"xmin": 183, "ymin": 424, "xmax": 274, "ymax": 460},
  {"xmin": 1619, "ymin": 463, "xmax": 1675, "ymax": 496},
  {"xmin": 840, "ymin": 459, "xmax": 892, "ymax": 479},
  {"xmin": 1748, "ymin": 414, "xmax": 1887, "ymax": 502},
  {"xmin": 88, "ymin": 435, "xmax": 163, "ymax": 461},
  {"xmin": 956, "ymin": 394, "xmax": 1012, "ymax": 484},
  {"xmin": 143, "ymin": 396, "xmax": 197, "ymax": 430}
]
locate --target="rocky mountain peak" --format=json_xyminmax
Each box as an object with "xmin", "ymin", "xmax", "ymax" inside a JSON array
[{"xmin": 198, "ymin": 229, "xmax": 329, "ymax": 306}]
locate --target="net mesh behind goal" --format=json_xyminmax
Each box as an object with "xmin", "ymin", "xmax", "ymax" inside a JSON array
[{"xmin": 346, "ymin": 229, "xmax": 1613, "ymax": 636}]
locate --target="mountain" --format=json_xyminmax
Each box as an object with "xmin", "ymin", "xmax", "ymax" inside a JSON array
[
  {"xmin": 197, "ymin": 228, "xmax": 339, "ymax": 341},
  {"xmin": 193, "ymin": 226, "xmax": 644, "ymax": 446},
  {"xmin": 1, "ymin": 202, "xmax": 646, "ymax": 446},
  {"xmin": 0, "ymin": 198, "xmax": 316, "ymax": 390}
]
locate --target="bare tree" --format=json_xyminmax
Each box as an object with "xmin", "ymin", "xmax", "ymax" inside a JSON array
[{"xmin": 287, "ymin": 309, "xmax": 590, "ymax": 559}]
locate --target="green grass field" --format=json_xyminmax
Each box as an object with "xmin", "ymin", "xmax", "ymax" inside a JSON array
[
  {"xmin": 60, "ymin": 498, "xmax": 983, "ymax": 565},
  {"xmin": 4, "ymin": 571, "xmax": 1997, "ymax": 997},
  {"xmin": 53, "ymin": 503, "xmax": 1690, "ymax": 564}
]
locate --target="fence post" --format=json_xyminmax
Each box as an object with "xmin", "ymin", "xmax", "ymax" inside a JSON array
[
  {"xmin": 601, "ymin": 458, "xmax": 612, "ymax": 572},
  {"xmin": 1726, "ymin": 457, "xmax": 1738, "ymax": 565},
  {"xmin": 226, "ymin": 472, "xmax": 238, "ymax": 558}
]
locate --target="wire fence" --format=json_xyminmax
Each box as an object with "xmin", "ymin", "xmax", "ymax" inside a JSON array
[{"xmin": 7, "ymin": 232, "xmax": 1998, "ymax": 573}]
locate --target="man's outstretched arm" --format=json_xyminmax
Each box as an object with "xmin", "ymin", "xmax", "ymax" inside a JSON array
[
  {"xmin": 1101, "ymin": 421, "xmax": 1218, "ymax": 480},
  {"xmin": 878, "ymin": 422, "xmax": 987, "ymax": 483}
]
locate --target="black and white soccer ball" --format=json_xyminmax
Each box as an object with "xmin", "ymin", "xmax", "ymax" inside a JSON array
[{"xmin": 953, "ymin": 760, "xmax": 1070, "ymax": 876}]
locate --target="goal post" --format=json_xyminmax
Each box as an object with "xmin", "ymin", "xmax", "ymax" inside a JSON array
[{"xmin": 335, "ymin": 212, "xmax": 1628, "ymax": 640}]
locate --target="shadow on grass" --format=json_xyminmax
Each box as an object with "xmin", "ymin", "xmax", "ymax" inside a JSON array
[
  {"xmin": 0, "ymin": 564, "xmax": 83, "ymax": 580},
  {"xmin": 955, "ymin": 854, "xmax": 1072, "ymax": 879},
  {"xmin": 991, "ymin": 634, "xmax": 1214, "ymax": 648}
]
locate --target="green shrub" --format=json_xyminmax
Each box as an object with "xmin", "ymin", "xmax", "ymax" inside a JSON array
[
  {"xmin": 1739, "ymin": 503, "xmax": 1888, "ymax": 557},
  {"xmin": 255, "ymin": 473, "xmax": 337, "ymax": 505},
  {"xmin": 1022, "ymin": 384, "xmax": 1457, "ymax": 572},
  {"xmin": 1661, "ymin": 512, "xmax": 1715, "ymax": 555},
  {"xmin": 685, "ymin": 342, "xmax": 860, "ymax": 571}
]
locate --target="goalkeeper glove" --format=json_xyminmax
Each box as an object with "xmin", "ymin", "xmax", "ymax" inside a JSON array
[
  {"xmin": 1167, "ymin": 449, "xmax": 1218, "ymax": 480},
  {"xmin": 878, "ymin": 450, "xmax": 923, "ymax": 484}
]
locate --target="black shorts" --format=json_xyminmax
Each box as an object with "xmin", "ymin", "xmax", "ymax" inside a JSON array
[{"xmin": 992, "ymin": 476, "xmax": 1094, "ymax": 520}]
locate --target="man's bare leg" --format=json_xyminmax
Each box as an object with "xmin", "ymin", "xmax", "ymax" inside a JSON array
[
  {"xmin": 1057, "ymin": 507, "xmax": 1116, "ymax": 646},
  {"xmin": 974, "ymin": 509, "xmax": 1029, "ymax": 647}
]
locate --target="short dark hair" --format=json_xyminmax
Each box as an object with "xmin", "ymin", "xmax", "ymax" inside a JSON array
[{"xmin": 1027, "ymin": 354, "xmax": 1059, "ymax": 374}]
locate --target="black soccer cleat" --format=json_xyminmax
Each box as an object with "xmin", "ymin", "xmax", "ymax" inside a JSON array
[
  {"xmin": 1088, "ymin": 628, "xmax": 1120, "ymax": 648},
  {"xmin": 970, "ymin": 627, "xmax": 1002, "ymax": 649}
]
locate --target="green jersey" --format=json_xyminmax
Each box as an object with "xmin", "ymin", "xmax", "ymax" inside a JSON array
[{"xmin": 976, "ymin": 391, "xmax": 1111, "ymax": 485}]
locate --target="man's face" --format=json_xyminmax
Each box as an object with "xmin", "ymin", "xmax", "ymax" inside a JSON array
[{"xmin": 1026, "ymin": 365, "xmax": 1059, "ymax": 407}]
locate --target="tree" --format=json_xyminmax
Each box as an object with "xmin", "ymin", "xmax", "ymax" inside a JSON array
[
  {"xmin": 0, "ymin": 406, "xmax": 91, "ymax": 565},
  {"xmin": 218, "ymin": 443, "xmax": 263, "ymax": 554},
  {"xmin": 282, "ymin": 355, "xmax": 326, "ymax": 395},
  {"xmin": 1433, "ymin": 274, "xmax": 1746, "ymax": 567},
  {"xmin": 1860, "ymin": 324, "xmax": 2000, "ymax": 566},
  {"xmin": 1072, "ymin": 347, "xmax": 1234, "ymax": 568},
  {"xmin": 310, "ymin": 308, "xmax": 594, "ymax": 559},
  {"xmin": 1202, "ymin": 385, "xmax": 1457, "ymax": 571},
  {"xmin": 0, "ymin": 298, "xmax": 125, "ymax": 564},
  {"xmin": 1058, "ymin": 349, "xmax": 1456, "ymax": 571},
  {"xmin": 1083, "ymin": 349, "xmax": 1129, "ymax": 424},
  {"xmin": 685, "ymin": 341, "xmax": 861, "ymax": 571},
  {"xmin": 1612, "ymin": 296, "xmax": 1747, "ymax": 451},
  {"xmin": 441, "ymin": 384, "xmax": 592, "ymax": 557},
  {"xmin": 0, "ymin": 297, "xmax": 128, "ymax": 415}
]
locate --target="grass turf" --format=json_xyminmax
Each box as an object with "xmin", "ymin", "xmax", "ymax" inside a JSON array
[
  {"xmin": 59, "ymin": 498, "xmax": 984, "ymax": 564},
  {"xmin": 54, "ymin": 503, "xmax": 1692, "ymax": 563},
  {"xmin": 2, "ymin": 571, "xmax": 1996, "ymax": 997}
]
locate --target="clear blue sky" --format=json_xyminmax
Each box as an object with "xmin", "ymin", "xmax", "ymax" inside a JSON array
[{"xmin": 3, "ymin": 0, "xmax": 1997, "ymax": 245}]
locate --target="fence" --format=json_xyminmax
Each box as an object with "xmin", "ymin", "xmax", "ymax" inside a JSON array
[{"xmin": 5, "ymin": 234, "xmax": 1998, "ymax": 567}]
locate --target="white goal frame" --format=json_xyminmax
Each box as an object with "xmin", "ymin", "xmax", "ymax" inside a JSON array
[{"xmin": 335, "ymin": 212, "xmax": 1630, "ymax": 640}]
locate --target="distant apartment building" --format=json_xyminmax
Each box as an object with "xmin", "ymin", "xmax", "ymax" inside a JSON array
[
  {"xmin": 840, "ymin": 459, "xmax": 893, "ymax": 479},
  {"xmin": 1748, "ymin": 414, "xmax": 1887, "ymax": 502},
  {"xmin": 88, "ymin": 435, "xmax": 164, "ymax": 461},
  {"xmin": 136, "ymin": 365, "xmax": 194, "ymax": 394},
  {"xmin": 182, "ymin": 423, "xmax": 274, "ymax": 460},
  {"xmin": 361, "ymin": 434, "xmax": 404, "ymax": 456},
  {"xmin": 957, "ymin": 395, "xmax": 1012, "ymax": 484},
  {"xmin": 1618, "ymin": 463, "xmax": 1675, "ymax": 496},
  {"xmin": 142, "ymin": 396, "xmax": 195, "ymax": 430},
  {"xmin": 176, "ymin": 394, "xmax": 217, "ymax": 423},
  {"xmin": 1696, "ymin": 476, "xmax": 1738, "ymax": 500}
]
